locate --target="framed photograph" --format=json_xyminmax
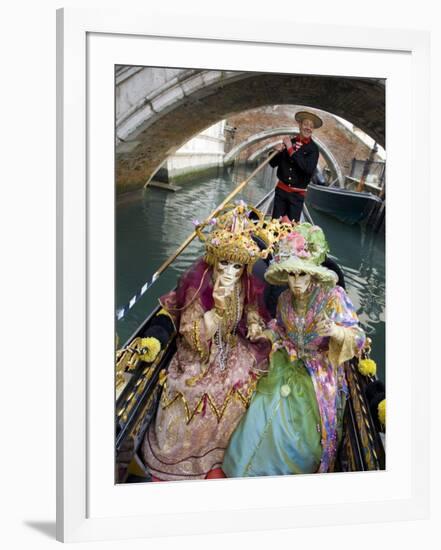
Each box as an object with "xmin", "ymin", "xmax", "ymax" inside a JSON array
[{"xmin": 56, "ymin": 7, "xmax": 430, "ymax": 543}]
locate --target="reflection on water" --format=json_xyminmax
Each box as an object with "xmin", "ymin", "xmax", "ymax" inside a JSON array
[{"xmin": 116, "ymin": 166, "xmax": 385, "ymax": 382}]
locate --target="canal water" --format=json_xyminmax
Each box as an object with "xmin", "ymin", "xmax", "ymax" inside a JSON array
[{"xmin": 116, "ymin": 165, "xmax": 385, "ymax": 381}]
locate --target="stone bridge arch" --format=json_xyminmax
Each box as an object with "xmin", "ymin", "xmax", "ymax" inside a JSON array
[
  {"xmin": 116, "ymin": 67, "xmax": 251, "ymax": 144},
  {"xmin": 116, "ymin": 68, "xmax": 384, "ymax": 192}
]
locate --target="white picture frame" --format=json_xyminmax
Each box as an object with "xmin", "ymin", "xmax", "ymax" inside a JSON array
[{"xmin": 56, "ymin": 7, "xmax": 430, "ymax": 543}]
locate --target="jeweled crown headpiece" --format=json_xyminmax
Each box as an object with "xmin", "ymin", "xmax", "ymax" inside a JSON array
[
  {"xmin": 254, "ymin": 216, "xmax": 299, "ymax": 248},
  {"xmin": 194, "ymin": 202, "xmax": 270, "ymax": 272}
]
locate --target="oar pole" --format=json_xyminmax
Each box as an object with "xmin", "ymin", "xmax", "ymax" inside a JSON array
[{"xmin": 152, "ymin": 150, "xmax": 278, "ymax": 279}]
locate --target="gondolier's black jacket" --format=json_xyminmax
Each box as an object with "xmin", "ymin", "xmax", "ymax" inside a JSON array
[{"xmin": 269, "ymin": 136, "xmax": 319, "ymax": 189}]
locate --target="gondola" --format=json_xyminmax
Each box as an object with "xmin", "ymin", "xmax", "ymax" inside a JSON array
[
  {"xmin": 115, "ymin": 191, "xmax": 385, "ymax": 483},
  {"xmin": 305, "ymin": 182, "xmax": 383, "ymax": 225}
]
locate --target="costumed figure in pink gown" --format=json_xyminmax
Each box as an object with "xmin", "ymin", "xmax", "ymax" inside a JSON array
[{"xmin": 140, "ymin": 203, "xmax": 272, "ymax": 481}]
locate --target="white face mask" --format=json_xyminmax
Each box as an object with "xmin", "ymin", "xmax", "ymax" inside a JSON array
[
  {"xmin": 214, "ymin": 260, "xmax": 245, "ymax": 288},
  {"xmin": 288, "ymin": 271, "xmax": 312, "ymax": 296}
]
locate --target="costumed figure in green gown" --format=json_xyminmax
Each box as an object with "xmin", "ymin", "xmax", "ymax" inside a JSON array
[{"xmin": 223, "ymin": 223, "xmax": 366, "ymax": 476}]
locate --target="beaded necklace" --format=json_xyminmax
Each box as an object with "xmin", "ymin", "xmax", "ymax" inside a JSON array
[{"xmin": 214, "ymin": 283, "xmax": 242, "ymax": 370}]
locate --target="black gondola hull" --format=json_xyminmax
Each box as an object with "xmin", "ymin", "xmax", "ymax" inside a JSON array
[{"xmin": 306, "ymin": 183, "xmax": 383, "ymax": 225}]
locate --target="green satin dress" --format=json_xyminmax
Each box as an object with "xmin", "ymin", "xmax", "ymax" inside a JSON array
[{"xmin": 223, "ymin": 348, "xmax": 323, "ymax": 477}]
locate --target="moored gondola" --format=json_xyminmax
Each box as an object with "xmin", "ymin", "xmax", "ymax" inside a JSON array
[{"xmin": 305, "ymin": 183, "xmax": 384, "ymax": 225}]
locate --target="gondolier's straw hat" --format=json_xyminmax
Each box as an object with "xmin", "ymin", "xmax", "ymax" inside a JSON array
[{"xmin": 295, "ymin": 111, "xmax": 323, "ymax": 129}]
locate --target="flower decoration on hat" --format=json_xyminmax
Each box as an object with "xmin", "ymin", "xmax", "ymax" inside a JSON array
[{"xmin": 265, "ymin": 222, "xmax": 337, "ymax": 287}]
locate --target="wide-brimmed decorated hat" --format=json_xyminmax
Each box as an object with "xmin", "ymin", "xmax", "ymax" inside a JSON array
[
  {"xmin": 194, "ymin": 202, "xmax": 270, "ymax": 272},
  {"xmin": 265, "ymin": 222, "xmax": 337, "ymax": 286},
  {"xmin": 295, "ymin": 110, "xmax": 323, "ymax": 129}
]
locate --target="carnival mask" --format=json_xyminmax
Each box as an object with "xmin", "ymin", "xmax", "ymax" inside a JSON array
[
  {"xmin": 288, "ymin": 271, "xmax": 312, "ymax": 296},
  {"xmin": 214, "ymin": 260, "xmax": 245, "ymax": 288}
]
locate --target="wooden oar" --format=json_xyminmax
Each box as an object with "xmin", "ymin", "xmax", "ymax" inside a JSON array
[{"xmin": 151, "ymin": 150, "xmax": 279, "ymax": 281}]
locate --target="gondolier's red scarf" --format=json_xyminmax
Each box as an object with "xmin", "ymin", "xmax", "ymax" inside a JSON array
[{"xmin": 286, "ymin": 135, "xmax": 311, "ymax": 156}]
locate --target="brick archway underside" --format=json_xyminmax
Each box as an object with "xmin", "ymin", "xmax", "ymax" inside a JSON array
[{"xmin": 116, "ymin": 72, "xmax": 384, "ymax": 192}]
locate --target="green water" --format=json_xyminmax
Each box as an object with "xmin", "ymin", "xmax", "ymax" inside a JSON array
[{"xmin": 116, "ymin": 166, "xmax": 385, "ymax": 381}]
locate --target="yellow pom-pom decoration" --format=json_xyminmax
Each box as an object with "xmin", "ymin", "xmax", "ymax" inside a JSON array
[
  {"xmin": 358, "ymin": 358, "xmax": 377, "ymax": 377},
  {"xmin": 139, "ymin": 337, "xmax": 161, "ymax": 363},
  {"xmin": 378, "ymin": 399, "xmax": 386, "ymax": 427}
]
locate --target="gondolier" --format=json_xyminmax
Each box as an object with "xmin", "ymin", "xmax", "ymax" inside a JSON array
[{"xmin": 270, "ymin": 111, "xmax": 322, "ymax": 221}]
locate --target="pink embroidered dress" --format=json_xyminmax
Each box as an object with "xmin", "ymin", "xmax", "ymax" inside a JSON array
[{"xmin": 142, "ymin": 259, "xmax": 270, "ymax": 481}]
